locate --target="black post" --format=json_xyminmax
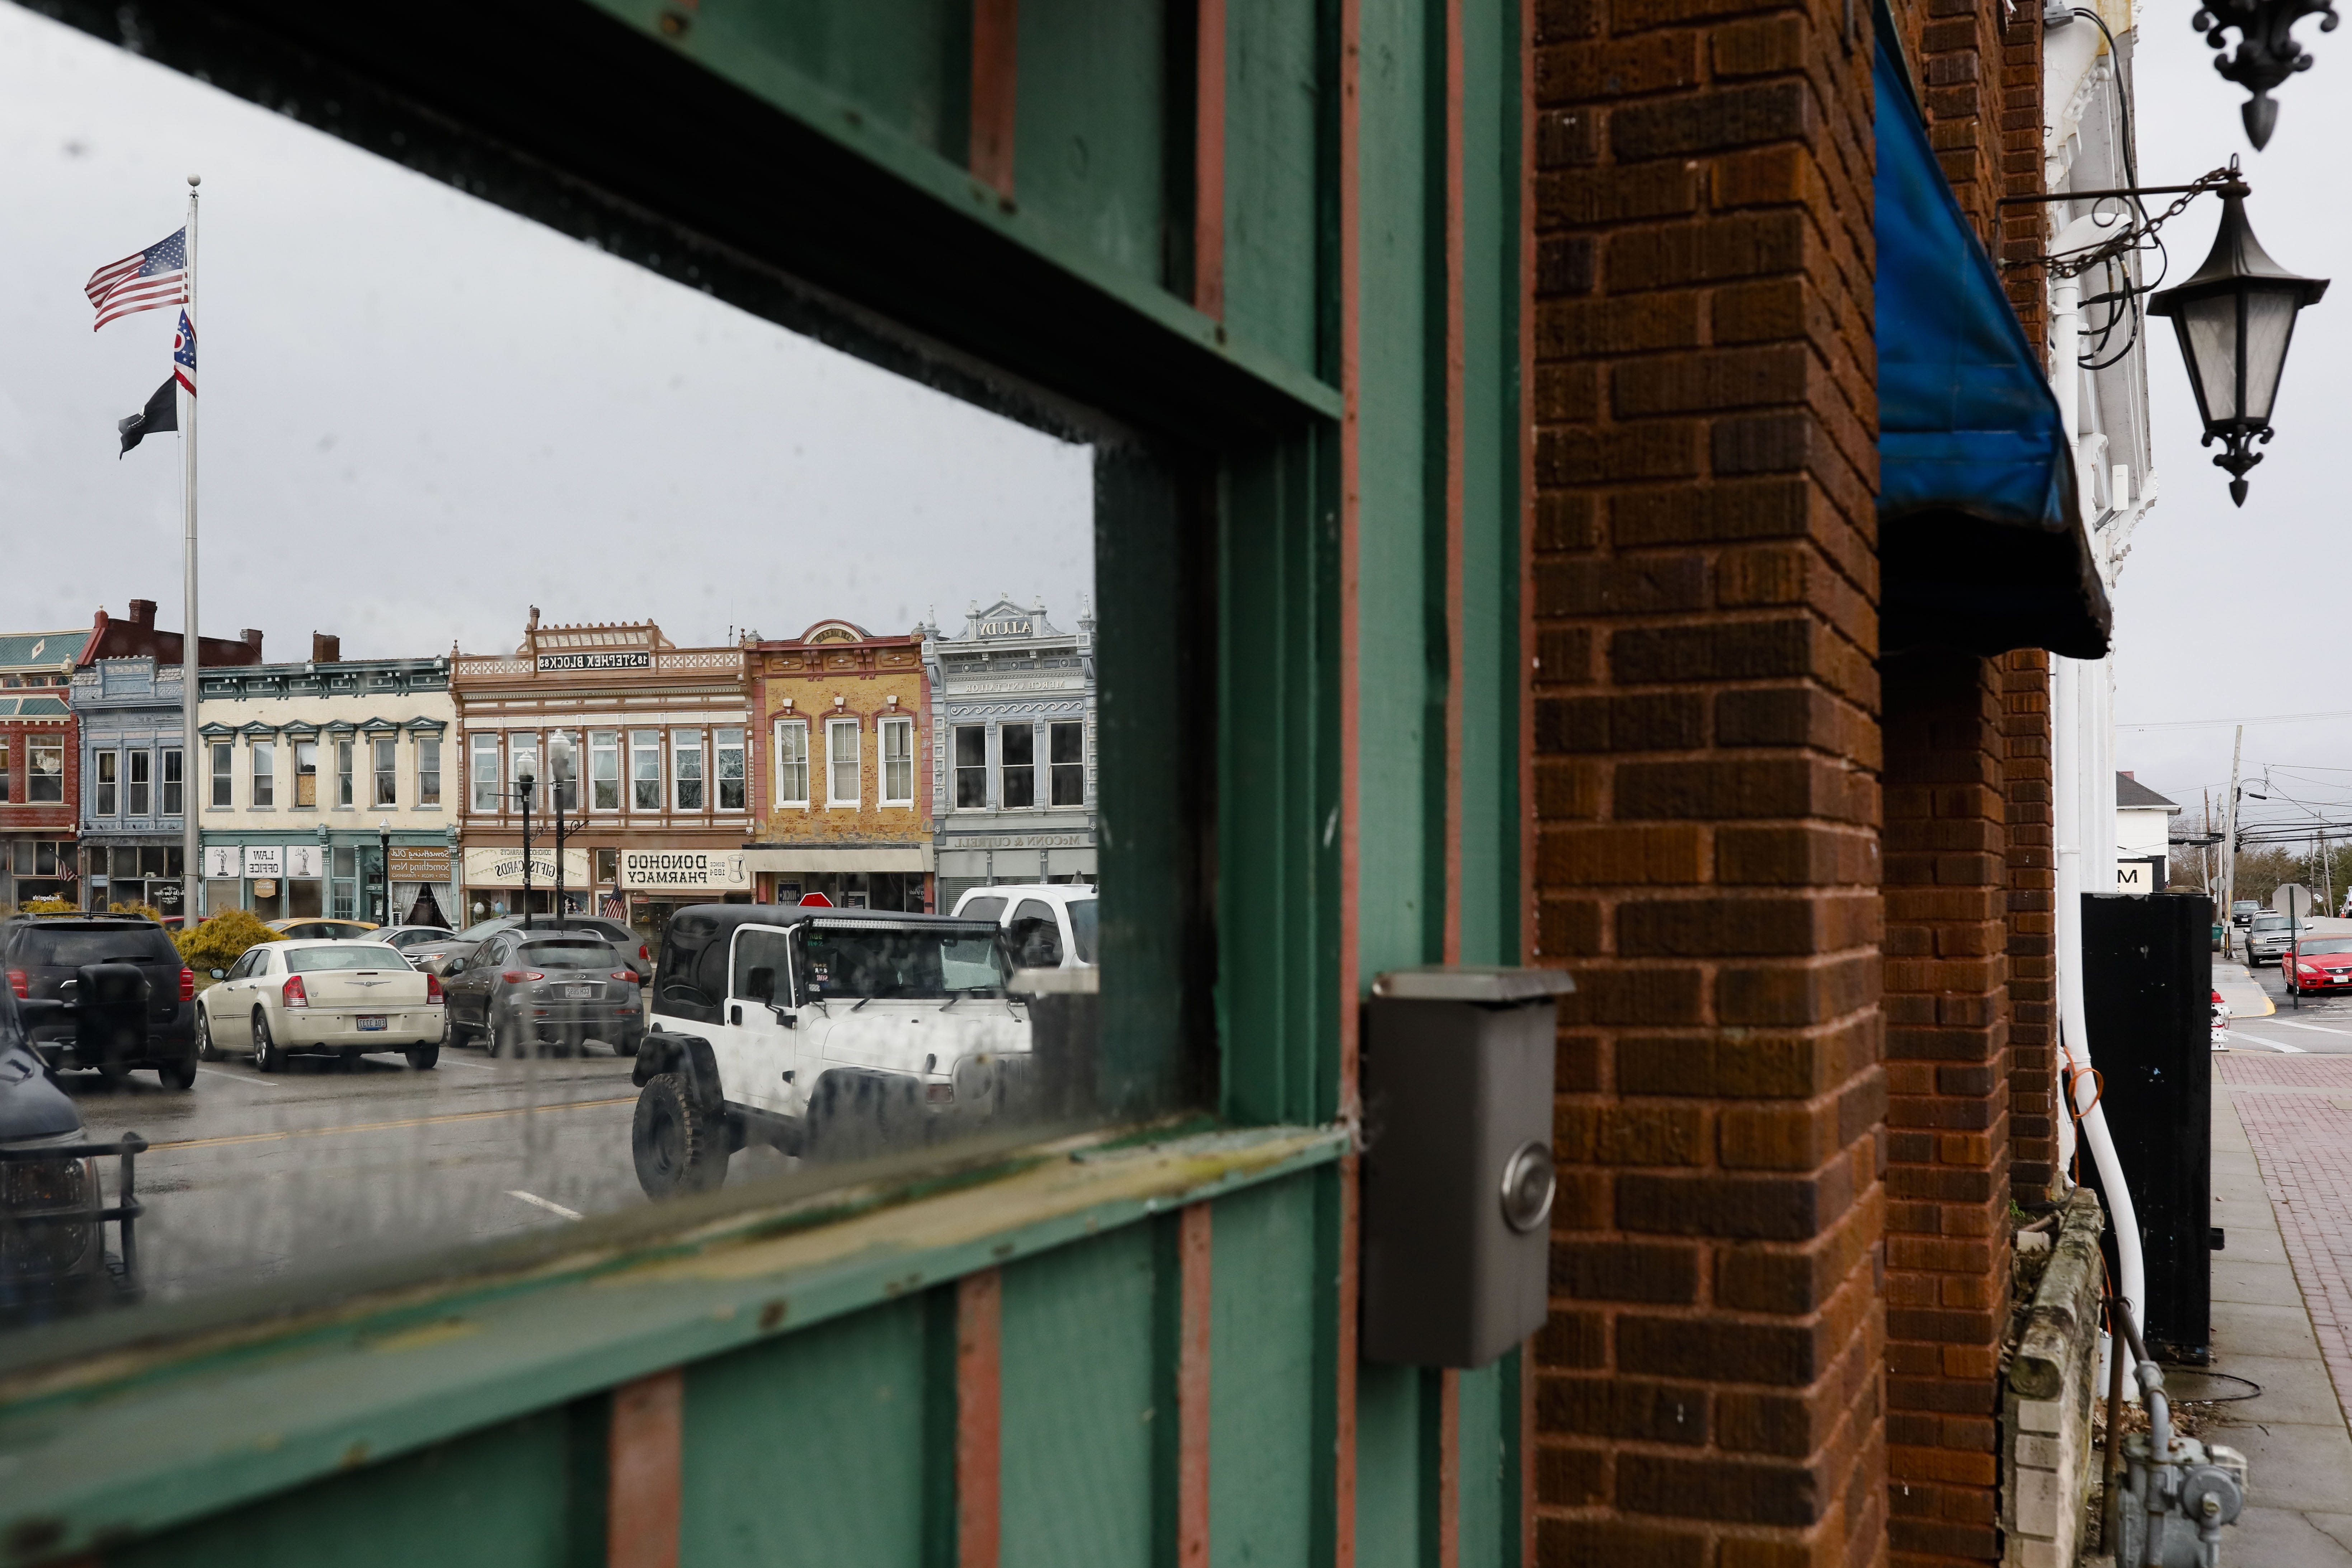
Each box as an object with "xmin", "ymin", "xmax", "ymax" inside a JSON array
[
  {"xmin": 378, "ymin": 824, "xmax": 391, "ymax": 926},
  {"xmin": 554, "ymin": 787, "xmax": 567, "ymax": 925},
  {"xmin": 518, "ymin": 780, "xmax": 533, "ymax": 932}
]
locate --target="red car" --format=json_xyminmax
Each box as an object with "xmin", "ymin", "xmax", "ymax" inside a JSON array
[{"xmin": 2284, "ymin": 936, "xmax": 2352, "ymax": 995}]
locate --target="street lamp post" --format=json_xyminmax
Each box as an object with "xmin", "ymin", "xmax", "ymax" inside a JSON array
[
  {"xmin": 515, "ymin": 760, "xmax": 535, "ymax": 931},
  {"xmin": 549, "ymin": 732, "xmax": 576, "ymax": 926},
  {"xmin": 2149, "ymin": 174, "xmax": 2330, "ymax": 505},
  {"xmin": 377, "ymin": 819, "xmax": 392, "ymax": 926}
]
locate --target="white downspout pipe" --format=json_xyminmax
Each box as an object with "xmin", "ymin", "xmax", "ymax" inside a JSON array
[{"xmin": 2053, "ymin": 651, "xmax": 2149, "ymax": 1339}]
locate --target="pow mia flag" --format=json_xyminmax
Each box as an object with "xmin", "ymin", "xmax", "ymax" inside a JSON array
[{"xmin": 117, "ymin": 377, "xmax": 176, "ymax": 457}]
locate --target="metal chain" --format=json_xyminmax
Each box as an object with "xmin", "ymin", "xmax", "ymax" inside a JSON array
[{"xmin": 2034, "ymin": 167, "xmax": 2238, "ymax": 279}]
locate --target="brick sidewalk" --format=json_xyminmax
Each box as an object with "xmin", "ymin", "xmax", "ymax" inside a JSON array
[{"xmin": 2215, "ymin": 1054, "xmax": 2352, "ymax": 1427}]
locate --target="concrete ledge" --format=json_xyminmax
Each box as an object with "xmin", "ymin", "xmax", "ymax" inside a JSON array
[{"xmin": 2003, "ymin": 1189, "xmax": 2107, "ymax": 1568}]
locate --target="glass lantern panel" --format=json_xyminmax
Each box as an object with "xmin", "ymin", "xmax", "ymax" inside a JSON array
[
  {"xmin": 2240, "ymin": 287, "xmax": 2301, "ymax": 425},
  {"xmin": 2180, "ymin": 293, "xmax": 2239, "ymax": 423}
]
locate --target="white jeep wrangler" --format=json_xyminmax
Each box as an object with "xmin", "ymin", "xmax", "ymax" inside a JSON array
[{"xmin": 629, "ymin": 905, "xmax": 1031, "ymax": 1196}]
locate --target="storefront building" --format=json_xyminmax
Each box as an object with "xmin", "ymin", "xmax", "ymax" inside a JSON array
[
  {"xmin": 195, "ymin": 637, "xmax": 457, "ymax": 924},
  {"xmin": 919, "ymin": 597, "xmax": 1096, "ymax": 910},
  {"xmin": 0, "ymin": 627, "xmax": 83, "ymax": 910},
  {"xmin": 743, "ymin": 618, "xmax": 932, "ymax": 910},
  {"xmin": 70, "ymin": 657, "xmax": 190, "ymax": 919},
  {"xmin": 452, "ymin": 612, "xmax": 752, "ymax": 954}
]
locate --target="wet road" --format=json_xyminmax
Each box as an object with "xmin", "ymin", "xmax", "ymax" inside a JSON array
[
  {"xmin": 58, "ymin": 1032, "xmax": 655, "ymax": 1304},
  {"xmin": 2224, "ymin": 918, "xmax": 2352, "ymax": 1055}
]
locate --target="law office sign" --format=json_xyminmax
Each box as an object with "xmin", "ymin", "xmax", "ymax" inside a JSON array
[{"xmin": 241, "ymin": 845, "xmax": 283, "ymax": 879}]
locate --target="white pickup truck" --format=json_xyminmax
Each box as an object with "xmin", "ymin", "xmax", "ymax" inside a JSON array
[{"xmin": 628, "ymin": 905, "xmax": 1031, "ymax": 1196}]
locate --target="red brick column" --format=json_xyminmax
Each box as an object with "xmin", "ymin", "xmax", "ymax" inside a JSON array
[
  {"xmin": 1525, "ymin": 0, "xmax": 1887, "ymax": 1559},
  {"xmin": 1877, "ymin": 651, "xmax": 2011, "ymax": 1568},
  {"xmin": 2000, "ymin": 650, "xmax": 2056, "ymax": 1203}
]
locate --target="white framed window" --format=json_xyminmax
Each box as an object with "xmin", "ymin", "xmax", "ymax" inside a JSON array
[
  {"xmin": 373, "ymin": 737, "xmax": 399, "ymax": 807},
  {"xmin": 295, "ymin": 740, "xmax": 319, "ymax": 808},
  {"xmin": 128, "ymin": 750, "xmax": 151, "ymax": 816},
  {"xmin": 1049, "ymin": 720, "xmax": 1086, "ymax": 806},
  {"xmin": 251, "ymin": 741, "xmax": 276, "ymax": 808},
  {"xmin": 335, "ymin": 740, "xmax": 354, "ymax": 807},
  {"xmin": 1001, "ymin": 723, "xmax": 1036, "ymax": 809},
  {"xmin": 589, "ymin": 730, "xmax": 620, "ymax": 811},
  {"xmin": 94, "ymin": 751, "xmax": 118, "ymax": 816},
  {"xmin": 880, "ymin": 717, "xmax": 914, "ymax": 807},
  {"xmin": 161, "ymin": 748, "xmax": 183, "ymax": 817},
  {"xmin": 631, "ymin": 731, "xmax": 662, "ymax": 810},
  {"xmin": 509, "ymin": 733, "xmax": 540, "ymax": 811},
  {"xmin": 827, "ymin": 719, "xmax": 861, "ymax": 807},
  {"xmin": 673, "ymin": 731, "xmax": 705, "ymax": 812},
  {"xmin": 774, "ymin": 720, "xmax": 810, "ymax": 808},
  {"xmin": 470, "ymin": 733, "xmax": 500, "ymax": 811},
  {"xmin": 417, "ymin": 737, "xmax": 441, "ymax": 806},
  {"xmin": 208, "ymin": 741, "xmax": 233, "ymax": 808},
  {"xmin": 953, "ymin": 725, "xmax": 987, "ymax": 809},
  {"xmin": 547, "ymin": 730, "xmax": 578, "ymax": 813},
  {"xmin": 715, "ymin": 729, "xmax": 745, "ymax": 812}
]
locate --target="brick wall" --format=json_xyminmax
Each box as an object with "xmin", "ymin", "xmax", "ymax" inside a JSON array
[
  {"xmin": 1526, "ymin": 0, "xmax": 1888, "ymax": 1559},
  {"xmin": 1878, "ymin": 651, "xmax": 2010, "ymax": 1568},
  {"xmin": 2000, "ymin": 651, "xmax": 2056, "ymax": 1203}
]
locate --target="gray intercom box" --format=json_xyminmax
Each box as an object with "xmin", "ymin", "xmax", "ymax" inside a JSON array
[{"xmin": 1362, "ymin": 966, "xmax": 1569, "ymax": 1368}]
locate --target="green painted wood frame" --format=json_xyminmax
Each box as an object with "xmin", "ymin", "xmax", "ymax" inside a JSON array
[{"xmin": 5, "ymin": 0, "xmax": 1526, "ymax": 1560}]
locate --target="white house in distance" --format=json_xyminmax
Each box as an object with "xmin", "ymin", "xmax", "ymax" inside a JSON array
[{"xmin": 2114, "ymin": 772, "xmax": 2180, "ymax": 894}]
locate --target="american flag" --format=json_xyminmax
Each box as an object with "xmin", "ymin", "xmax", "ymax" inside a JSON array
[
  {"xmin": 173, "ymin": 311, "xmax": 197, "ymax": 395},
  {"xmin": 84, "ymin": 227, "xmax": 188, "ymax": 331}
]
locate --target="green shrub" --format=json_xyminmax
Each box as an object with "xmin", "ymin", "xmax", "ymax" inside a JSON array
[
  {"xmin": 19, "ymin": 897, "xmax": 74, "ymax": 915},
  {"xmin": 174, "ymin": 908, "xmax": 278, "ymax": 974}
]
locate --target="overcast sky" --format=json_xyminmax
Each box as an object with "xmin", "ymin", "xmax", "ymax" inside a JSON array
[
  {"xmin": 2109, "ymin": 18, "xmax": 2352, "ymax": 839},
  {"xmin": 0, "ymin": 4, "xmax": 1093, "ymax": 663}
]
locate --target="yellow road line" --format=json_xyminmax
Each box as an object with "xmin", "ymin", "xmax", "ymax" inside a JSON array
[{"xmin": 149, "ymin": 1096, "xmax": 638, "ymax": 1152}]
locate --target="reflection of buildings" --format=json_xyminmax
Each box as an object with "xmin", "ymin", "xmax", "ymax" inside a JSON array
[
  {"xmin": 451, "ymin": 611, "xmax": 752, "ymax": 950},
  {"xmin": 919, "ymin": 599, "xmax": 1096, "ymax": 910},
  {"xmin": 70, "ymin": 599, "xmax": 265, "ymax": 917},
  {"xmin": 196, "ymin": 636, "xmax": 456, "ymax": 923},
  {"xmin": 0, "ymin": 626, "xmax": 84, "ymax": 910},
  {"xmin": 744, "ymin": 620, "xmax": 933, "ymax": 910}
]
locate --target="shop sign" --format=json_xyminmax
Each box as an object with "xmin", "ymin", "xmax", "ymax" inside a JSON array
[
  {"xmin": 536, "ymin": 650, "xmax": 651, "ymax": 672},
  {"xmin": 242, "ymin": 846, "xmax": 283, "ymax": 878},
  {"xmin": 387, "ymin": 845, "xmax": 452, "ymax": 881},
  {"xmin": 977, "ymin": 616, "xmax": 1035, "ymax": 639},
  {"xmin": 461, "ymin": 846, "xmax": 591, "ymax": 887},
  {"xmin": 621, "ymin": 849, "xmax": 752, "ymax": 891},
  {"xmin": 286, "ymin": 844, "xmax": 324, "ymax": 880},
  {"xmin": 202, "ymin": 846, "xmax": 239, "ymax": 880},
  {"xmin": 150, "ymin": 880, "xmax": 183, "ymax": 913},
  {"xmin": 950, "ymin": 833, "xmax": 1092, "ymax": 851},
  {"xmin": 252, "ymin": 879, "xmax": 279, "ymax": 899}
]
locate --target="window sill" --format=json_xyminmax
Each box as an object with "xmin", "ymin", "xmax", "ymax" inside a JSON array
[{"xmin": 0, "ymin": 1120, "xmax": 1343, "ymax": 1557}]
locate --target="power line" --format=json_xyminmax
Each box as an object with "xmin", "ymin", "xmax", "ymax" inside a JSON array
[{"xmin": 2120, "ymin": 708, "xmax": 2352, "ymax": 731}]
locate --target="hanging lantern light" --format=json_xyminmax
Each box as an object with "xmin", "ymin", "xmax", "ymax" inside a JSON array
[
  {"xmin": 2148, "ymin": 176, "xmax": 2329, "ymax": 506},
  {"xmin": 2193, "ymin": 0, "xmax": 2340, "ymax": 149}
]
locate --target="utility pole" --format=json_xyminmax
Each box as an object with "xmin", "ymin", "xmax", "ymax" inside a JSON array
[{"xmin": 2222, "ymin": 725, "xmax": 2244, "ymax": 957}]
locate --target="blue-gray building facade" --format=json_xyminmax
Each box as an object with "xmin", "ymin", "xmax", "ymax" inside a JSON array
[
  {"xmin": 70, "ymin": 656, "xmax": 188, "ymax": 917},
  {"xmin": 919, "ymin": 597, "xmax": 1097, "ymax": 911}
]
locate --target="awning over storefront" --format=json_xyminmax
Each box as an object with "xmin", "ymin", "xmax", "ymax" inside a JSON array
[
  {"xmin": 742, "ymin": 846, "xmax": 932, "ymax": 874},
  {"xmin": 1875, "ymin": 19, "xmax": 2111, "ymax": 659}
]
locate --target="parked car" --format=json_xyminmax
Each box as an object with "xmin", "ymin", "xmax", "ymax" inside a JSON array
[
  {"xmin": 1, "ymin": 915, "xmax": 196, "ymax": 1087},
  {"xmin": 267, "ymin": 918, "xmax": 380, "ymax": 940},
  {"xmin": 408, "ymin": 915, "xmax": 653, "ymax": 986},
  {"xmin": 439, "ymin": 930, "xmax": 643, "ymax": 1059},
  {"xmin": 364, "ymin": 924, "xmax": 457, "ymax": 961},
  {"xmin": 629, "ymin": 905, "xmax": 1027, "ymax": 1196},
  {"xmin": 2245, "ymin": 912, "xmax": 2296, "ymax": 966},
  {"xmin": 2282, "ymin": 936, "xmax": 2352, "ymax": 996},
  {"xmin": 0, "ymin": 986, "xmax": 146, "ymax": 1322},
  {"xmin": 949, "ymin": 883, "xmax": 1097, "ymax": 969},
  {"xmin": 197, "ymin": 940, "xmax": 444, "ymax": 1071},
  {"xmin": 2230, "ymin": 900, "xmax": 2260, "ymax": 927}
]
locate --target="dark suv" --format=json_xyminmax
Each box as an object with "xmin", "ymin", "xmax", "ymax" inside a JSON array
[{"xmin": 1, "ymin": 917, "xmax": 196, "ymax": 1087}]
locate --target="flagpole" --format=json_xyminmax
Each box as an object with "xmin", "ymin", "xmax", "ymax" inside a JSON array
[{"xmin": 181, "ymin": 173, "xmax": 201, "ymax": 921}]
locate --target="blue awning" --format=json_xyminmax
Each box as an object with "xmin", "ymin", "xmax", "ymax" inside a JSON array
[{"xmin": 1874, "ymin": 18, "xmax": 2110, "ymax": 658}]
